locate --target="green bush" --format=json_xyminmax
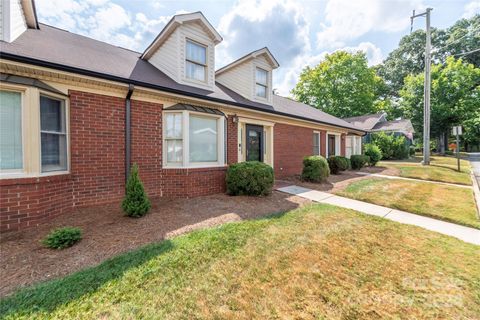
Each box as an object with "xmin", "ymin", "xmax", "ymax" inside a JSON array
[
  {"xmin": 327, "ymin": 156, "xmax": 349, "ymax": 174},
  {"xmin": 371, "ymin": 132, "xmax": 409, "ymax": 160},
  {"xmin": 122, "ymin": 164, "xmax": 151, "ymax": 217},
  {"xmin": 301, "ymin": 156, "xmax": 330, "ymax": 182},
  {"xmin": 409, "ymin": 146, "xmax": 416, "ymax": 156},
  {"xmin": 226, "ymin": 161, "xmax": 274, "ymax": 196},
  {"xmin": 350, "ymin": 155, "xmax": 370, "ymax": 170},
  {"xmin": 364, "ymin": 144, "xmax": 382, "ymax": 166},
  {"xmin": 42, "ymin": 227, "xmax": 82, "ymax": 249},
  {"xmin": 336, "ymin": 156, "xmax": 351, "ymax": 170}
]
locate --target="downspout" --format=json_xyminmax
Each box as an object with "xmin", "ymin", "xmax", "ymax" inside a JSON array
[{"xmin": 125, "ymin": 84, "xmax": 134, "ymax": 181}]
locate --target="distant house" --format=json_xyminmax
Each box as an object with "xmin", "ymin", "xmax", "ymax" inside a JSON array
[{"xmin": 343, "ymin": 113, "xmax": 415, "ymax": 145}]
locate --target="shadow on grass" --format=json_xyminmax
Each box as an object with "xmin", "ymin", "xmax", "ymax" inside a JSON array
[{"xmin": 0, "ymin": 240, "xmax": 174, "ymax": 317}]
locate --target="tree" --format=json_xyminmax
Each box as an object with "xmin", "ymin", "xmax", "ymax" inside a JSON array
[
  {"xmin": 122, "ymin": 164, "xmax": 151, "ymax": 217},
  {"xmin": 291, "ymin": 51, "xmax": 384, "ymax": 118},
  {"xmin": 400, "ymin": 57, "xmax": 480, "ymax": 152}
]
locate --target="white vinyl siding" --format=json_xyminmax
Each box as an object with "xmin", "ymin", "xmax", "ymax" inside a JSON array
[
  {"xmin": 0, "ymin": 90, "xmax": 22, "ymax": 170},
  {"xmin": 0, "ymin": 0, "xmax": 27, "ymax": 42},
  {"xmin": 148, "ymin": 29, "xmax": 180, "ymax": 82}
]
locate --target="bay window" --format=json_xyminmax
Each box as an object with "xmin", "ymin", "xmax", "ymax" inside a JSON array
[
  {"xmin": 255, "ymin": 67, "xmax": 268, "ymax": 98},
  {"xmin": 164, "ymin": 110, "xmax": 224, "ymax": 168},
  {"xmin": 0, "ymin": 90, "xmax": 23, "ymax": 171},
  {"xmin": 186, "ymin": 40, "xmax": 207, "ymax": 82},
  {"xmin": 0, "ymin": 83, "xmax": 69, "ymax": 178}
]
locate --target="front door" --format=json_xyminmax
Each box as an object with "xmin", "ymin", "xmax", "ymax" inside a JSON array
[
  {"xmin": 328, "ymin": 134, "xmax": 336, "ymax": 157},
  {"xmin": 246, "ymin": 124, "xmax": 264, "ymax": 162}
]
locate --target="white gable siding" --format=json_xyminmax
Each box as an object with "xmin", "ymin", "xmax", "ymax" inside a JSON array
[
  {"xmin": 147, "ymin": 21, "xmax": 216, "ymax": 91},
  {"xmin": 149, "ymin": 29, "xmax": 180, "ymax": 82},
  {"xmin": 0, "ymin": 0, "xmax": 27, "ymax": 42},
  {"xmin": 216, "ymin": 54, "xmax": 274, "ymax": 105},
  {"xmin": 178, "ymin": 21, "xmax": 215, "ymax": 90},
  {"xmin": 216, "ymin": 61, "xmax": 252, "ymax": 100}
]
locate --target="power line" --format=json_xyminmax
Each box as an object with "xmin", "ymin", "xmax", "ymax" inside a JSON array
[
  {"xmin": 432, "ymin": 25, "xmax": 480, "ymax": 53},
  {"xmin": 453, "ymin": 47, "xmax": 480, "ymax": 57}
]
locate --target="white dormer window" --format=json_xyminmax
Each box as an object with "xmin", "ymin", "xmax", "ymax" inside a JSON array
[
  {"xmin": 255, "ymin": 67, "xmax": 268, "ymax": 98},
  {"xmin": 186, "ymin": 40, "xmax": 207, "ymax": 82}
]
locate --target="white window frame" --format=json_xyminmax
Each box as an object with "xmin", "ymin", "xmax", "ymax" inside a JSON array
[
  {"xmin": 255, "ymin": 67, "xmax": 268, "ymax": 99},
  {"xmin": 39, "ymin": 92, "xmax": 70, "ymax": 175},
  {"xmin": 326, "ymin": 132, "xmax": 341, "ymax": 157},
  {"xmin": 163, "ymin": 110, "xmax": 225, "ymax": 169},
  {"xmin": 0, "ymin": 88, "xmax": 25, "ymax": 176},
  {"xmin": 313, "ymin": 131, "xmax": 321, "ymax": 156},
  {"xmin": 185, "ymin": 38, "xmax": 208, "ymax": 84}
]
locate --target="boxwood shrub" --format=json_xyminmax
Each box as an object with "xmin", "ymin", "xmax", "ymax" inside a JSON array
[
  {"xmin": 302, "ymin": 156, "xmax": 330, "ymax": 182},
  {"xmin": 226, "ymin": 161, "xmax": 274, "ymax": 196},
  {"xmin": 364, "ymin": 144, "xmax": 382, "ymax": 166},
  {"xmin": 42, "ymin": 227, "xmax": 82, "ymax": 249},
  {"xmin": 327, "ymin": 156, "xmax": 349, "ymax": 174},
  {"xmin": 350, "ymin": 155, "xmax": 370, "ymax": 170}
]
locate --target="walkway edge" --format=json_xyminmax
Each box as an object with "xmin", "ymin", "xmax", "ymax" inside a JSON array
[
  {"xmin": 354, "ymin": 172, "xmax": 472, "ymax": 188},
  {"xmin": 471, "ymin": 169, "xmax": 480, "ymax": 219},
  {"xmin": 277, "ymin": 185, "xmax": 480, "ymax": 246}
]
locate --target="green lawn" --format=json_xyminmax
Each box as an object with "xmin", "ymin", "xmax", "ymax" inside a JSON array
[
  {"xmin": 336, "ymin": 177, "xmax": 480, "ymax": 229},
  {"xmin": 379, "ymin": 155, "xmax": 472, "ymax": 185},
  {"xmin": 1, "ymin": 204, "xmax": 479, "ymax": 319}
]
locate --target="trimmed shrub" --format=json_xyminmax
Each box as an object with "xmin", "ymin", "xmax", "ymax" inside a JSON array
[
  {"xmin": 364, "ymin": 144, "xmax": 382, "ymax": 166},
  {"xmin": 350, "ymin": 155, "xmax": 370, "ymax": 170},
  {"xmin": 122, "ymin": 164, "xmax": 151, "ymax": 217},
  {"xmin": 327, "ymin": 156, "xmax": 349, "ymax": 174},
  {"xmin": 42, "ymin": 227, "xmax": 82, "ymax": 249},
  {"xmin": 371, "ymin": 132, "xmax": 409, "ymax": 160},
  {"xmin": 302, "ymin": 156, "xmax": 330, "ymax": 182},
  {"xmin": 226, "ymin": 161, "xmax": 274, "ymax": 196}
]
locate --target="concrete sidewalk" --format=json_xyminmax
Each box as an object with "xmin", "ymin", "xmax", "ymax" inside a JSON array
[{"xmin": 277, "ymin": 185, "xmax": 480, "ymax": 246}]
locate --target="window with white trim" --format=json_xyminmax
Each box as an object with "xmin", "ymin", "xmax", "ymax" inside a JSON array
[
  {"xmin": 164, "ymin": 111, "xmax": 225, "ymax": 168},
  {"xmin": 40, "ymin": 95, "xmax": 68, "ymax": 172},
  {"xmin": 0, "ymin": 90, "xmax": 23, "ymax": 171},
  {"xmin": 186, "ymin": 40, "xmax": 207, "ymax": 82},
  {"xmin": 313, "ymin": 132, "xmax": 320, "ymax": 156},
  {"xmin": 255, "ymin": 67, "xmax": 268, "ymax": 98}
]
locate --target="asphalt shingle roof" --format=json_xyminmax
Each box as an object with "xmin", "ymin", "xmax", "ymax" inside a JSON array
[{"xmin": 0, "ymin": 24, "xmax": 363, "ymax": 132}]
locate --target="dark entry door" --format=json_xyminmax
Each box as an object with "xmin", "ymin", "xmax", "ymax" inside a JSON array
[
  {"xmin": 246, "ymin": 124, "xmax": 264, "ymax": 162},
  {"xmin": 328, "ymin": 134, "xmax": 336, "ymax": 156}
]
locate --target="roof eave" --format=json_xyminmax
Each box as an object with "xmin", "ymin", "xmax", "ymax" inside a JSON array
[{"xmin": 0, "ymin": 53, "xmax": 364, "ymax": 133}]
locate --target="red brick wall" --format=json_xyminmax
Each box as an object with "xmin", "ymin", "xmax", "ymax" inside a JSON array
[
  {"xmin": 340, "ymin": 134, "xmax": 346, "ymax": 157},
  {"xmin": 274, "ymin": 123, "xmax": 325, "ymax": 178},
  {"xmin": 70, "ymin": 90, "xmax": 126, "ymax": 207},
  {"xmin": 320, "ymin": 131, "xmax": 327, "ymax": 157},
  {"xmin": 226, "ymin": 116, "xmax": 238, "ymax": 164}
]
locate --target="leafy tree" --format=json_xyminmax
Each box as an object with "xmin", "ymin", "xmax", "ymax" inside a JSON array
[
  {"xmin": 291, "ymin": 51, "xmax": 384, "ymax": 118},
  {"xmin": 400, "ymin": 57, "xmax": 480, "ymax": 150},
  {"xmin": 122, "ymin": 164, "xmax": 151, "ymax": 217}
]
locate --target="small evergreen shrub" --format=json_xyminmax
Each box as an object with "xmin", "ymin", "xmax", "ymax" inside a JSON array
[
  {"xmin": 122, "ymin": 164, "xmax": 151, "ymax": 217},
  {"xmin": 327, "ymin": 156, "xmax": 348, "ymax": 174},
  {"xmin": 364, "ymin": 144, "xmax": 382, "ymax": 166},
  {"xmin": 42, "ymin": 227, "xmax": 82, "ymax": 249},
  {"xmin": 350, "ymin": 155, "xmax": 370, "ymax": 170},
  {"xmin": 226, "ymin": 161, "xmax": 274, "ymax": 196},
  {"xmin": 302, "ymin": 156, "xmax": 330, "ymax": 182}
]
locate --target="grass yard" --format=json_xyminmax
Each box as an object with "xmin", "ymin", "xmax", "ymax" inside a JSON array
[
  {"xmin": 1, "ymin": 204, "xmax": 479, "ymax": 319},
  {"xmin": 336, "ymin": 178, "xmax": 480, "ymax": 229},
  {"xmin": 378, "ymin": 155, "xmax": 472, "ymax": 185}
]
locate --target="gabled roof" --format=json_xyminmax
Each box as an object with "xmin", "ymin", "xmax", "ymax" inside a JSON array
[
  {"xmin": 371, "ymin": 119, "xmax": 415, "ymax": 133},
  {"xmin": 343, "ymin": 113, "xmax": 386, "ymax": 131},
  {"xmin": 0, "ymin": 23, "xmax": 364, "ymax": 133},
  {"xmin": 141, "ymin": 12, "xmax": 222, "ymax": 60},
  {"xmin": 216, "ymin": 47, "xmax": 279, "ymax": 75}
]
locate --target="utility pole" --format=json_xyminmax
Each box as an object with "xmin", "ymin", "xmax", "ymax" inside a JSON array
[{"xmin": 411, "ymin": 8, "xmax": 433, "ymax": 165}]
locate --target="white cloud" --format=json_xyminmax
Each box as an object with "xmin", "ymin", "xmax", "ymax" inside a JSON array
[
  {"xmin": 342, "ymin": 42, "xmax": 383, "ymax": 66},
  {"xmin": 462, "ymin": 0, "xmax": 480, "ymax": 18},
  {"xmin": 316, "ymin": 0, "xmax": 425, "ymax": 48}
]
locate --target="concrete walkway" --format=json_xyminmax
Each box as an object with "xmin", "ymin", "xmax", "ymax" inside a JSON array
[
  {"xmin": 277, "ymin": 185, "xmax": 480, "ymax": 246},
  {"xmin": 468, "ymin": 153, "xmax": 480, "ymax": 218},
  {"xmin": 354, "ymin": 172, "xmax": 472, "ymax": 188}
]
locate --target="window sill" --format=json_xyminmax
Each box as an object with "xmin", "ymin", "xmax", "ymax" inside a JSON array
[
  {"xmin": 0, "ymin": 171, "xmax": 71, "ymax": 186},
  {"xmin": 163, "ymin": 164, "xmax": 227, "ymax": 170}
]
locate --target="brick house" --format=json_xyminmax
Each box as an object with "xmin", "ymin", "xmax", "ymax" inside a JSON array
[{"xmin": 0, "ymin": 0, "xmax": 364, "ymax": 232}]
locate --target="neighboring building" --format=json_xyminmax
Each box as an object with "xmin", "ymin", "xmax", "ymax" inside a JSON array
[
  {"xmin": 343, "ymin": 112, "xmax": 415, "ymax": 148},
  {"xmin": 0, "ymin": 0, "xmax": 364, "ymax": 232}
]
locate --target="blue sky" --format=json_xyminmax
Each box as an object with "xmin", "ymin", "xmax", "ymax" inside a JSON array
[{"xmin": 35, "ymin": 0, "xmax": 479, "ymax": 95}]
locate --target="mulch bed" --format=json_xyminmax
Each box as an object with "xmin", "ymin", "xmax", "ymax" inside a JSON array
[{"xmin": 0, "ymin": 192, "xmax": 309, "ymax": 297}]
